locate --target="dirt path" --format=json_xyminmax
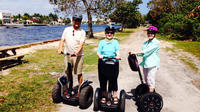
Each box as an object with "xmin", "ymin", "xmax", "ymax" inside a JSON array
[{"xmin": 55, "ymin": 27, "xmax": 200, "ymax": 112}]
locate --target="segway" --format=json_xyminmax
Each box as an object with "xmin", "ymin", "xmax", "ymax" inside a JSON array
[
  {"xmin": 93, "ymin": 57, "xmax": 126, "ymax": 112},
  {"xmin": 52, "ymin": 52, "xmax": 93, "ymax": 109},
  {"xmin": 128, "ymin": 54, "xmax": 163, "ymax": 112}
]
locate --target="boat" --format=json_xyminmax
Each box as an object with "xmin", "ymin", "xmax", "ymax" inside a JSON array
[{"xmin": 4, "ymin": 23, "xmax": 24, "ymax": 28}]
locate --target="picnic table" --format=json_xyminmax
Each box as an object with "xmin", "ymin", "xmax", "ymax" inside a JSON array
[
  {"xmin": 0, "ymin": 38, "xmax": 61, "ymax": 71},
  {"xmin": 0, "ymin": 45, "xmax": 25, "ymax": 70}
]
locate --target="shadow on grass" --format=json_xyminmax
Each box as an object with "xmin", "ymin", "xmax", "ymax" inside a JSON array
[{"xmin": 0, "ymin": 59, "xmax": 28, "ymax": 71}]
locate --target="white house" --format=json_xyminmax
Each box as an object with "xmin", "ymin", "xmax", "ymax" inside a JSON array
[{"xmin": 0, "ymin": 10, "xmax": 12, "ymax": 24}]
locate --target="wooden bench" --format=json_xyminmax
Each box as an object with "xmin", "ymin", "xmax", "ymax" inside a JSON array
[
  {"xmin": 0, "ymin": 46, "xmax": 25, "ymax": 70},
  {"xmin": 0, "ymin": 39, "xmax": 60, "ymax": 70},
  {"xmin": 0, "ymin": 54, "xmax": 25, "ymax": 61}
]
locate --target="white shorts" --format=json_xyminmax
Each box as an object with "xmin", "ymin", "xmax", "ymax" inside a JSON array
[{"xmin": 143, "ymin": 66, "xmax": 158, "ymax": 88}]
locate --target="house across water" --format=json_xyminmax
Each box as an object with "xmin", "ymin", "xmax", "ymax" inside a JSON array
[{"xmin": 0, "ymin": 10, "xmax": 12, "ymax": 24}]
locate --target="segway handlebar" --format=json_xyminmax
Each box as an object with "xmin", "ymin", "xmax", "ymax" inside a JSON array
[
  {"xmin": 60, "ymin": 51, "xmax": 77, "ymax": 57},
  {"xmin": 103, "ymin": 57, "xmax": 121, "ymax": 60}
]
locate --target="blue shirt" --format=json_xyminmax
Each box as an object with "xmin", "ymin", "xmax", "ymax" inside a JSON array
[
  {"xmin": 138, "ymin": 38, "xmax": 160, "ymax": 68},
  {"xmin": 97, "ymin": 39, "xmax": 120, "ymax": 61}
]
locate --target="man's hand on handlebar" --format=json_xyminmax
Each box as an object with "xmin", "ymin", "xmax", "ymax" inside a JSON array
[{"xmin": 57, "ymin": 49, "xmax": 63, "ymax": 54}]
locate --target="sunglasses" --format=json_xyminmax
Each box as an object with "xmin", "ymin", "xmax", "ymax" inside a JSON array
[
  {"xmin": 106, "ymin": 32, "xmax": 114, "ymax": 34},
  {"xmin": 147, "ymin": 31, "xmax": 155, "ymax": 34},
  {"xmin": 74, "ymin": 18, "xmax": 82, "ymax": 22}
]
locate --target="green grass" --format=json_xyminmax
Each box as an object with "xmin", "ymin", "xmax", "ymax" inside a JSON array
[
  {"xmin": 115, "ymin": 28, "xmax": 135, "ymax": 42},
  {"xmin": 179, "ymin": 56, "xmax": 199, "ymax": 72},
  {"xmin": 165, "ymin": 47, "xmax": 176, "ymax": 52},
  {"xmin": 174, "ymin": 41, "xmax": 200, "ymax": 60},
  {"xmin": 83, "ymin": 44, "xmax": 98, "ymax": 72},
  {"xmin": 158, "ymin": 34, "xmax": 200, "ymax": 71},
  {"xmin": 158, "ymin": 34, "xmax": 200, "ymax": 60}
]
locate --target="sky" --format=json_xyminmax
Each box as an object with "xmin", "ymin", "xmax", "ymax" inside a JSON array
[
  {"xmin": 138, "ymin": 0, "xmax": 151, "ymax": 15},
  {"xmin": 0, "ymin": 0, "xmax": 150, "ymax": 17}
]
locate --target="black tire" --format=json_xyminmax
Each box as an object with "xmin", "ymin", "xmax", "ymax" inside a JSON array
[
  {"xmin": 119, "ymin": 90, "xmax": 126, "ymax": 112},
  {"xmin": 79, "ymin": 85, "xmax": 93, "ymax": 109},
  {"xmin": 135, "ymin": 84, "xmax": 149, "ymax": 97},
  {"xmin": 52, "ymin": 83, "xmax": 62, "ymax": 103},
  {"xmin": 139, "ymin": 92, "xmax": 163, "ymax": 112},
  {"xmin": 93, "ymin": 88, "xmax": 101, "ymax": 111}
]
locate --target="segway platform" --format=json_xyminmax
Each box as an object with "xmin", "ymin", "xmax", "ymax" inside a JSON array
[
  {"xmin": 100, "ymin": 101, "xmax": 119, "ymax": 111},
  {"xmin": 62, "ymin": 92, "xmax": 79, "ymax": 106},
  {"xmin": 52, "ymin": 75, "xmax": 93, "ymax": 109},
  {"xmin": 93, "ymin": 88, "xmax": 126, "ymax": 112}
]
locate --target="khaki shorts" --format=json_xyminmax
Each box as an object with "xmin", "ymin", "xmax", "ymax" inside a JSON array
[{"xmin": 64, "ymin": 55, "xmax": 84, "ymax": 75}]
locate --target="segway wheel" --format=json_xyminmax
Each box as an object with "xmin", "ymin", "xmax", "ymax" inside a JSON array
[
  {"xmin": 139, "ymin": 92, "xmax": 163, "ymax": 112},
  {"xmin": 93, "ymin": 88, "xmax": 101, "ymax": 111},
  {"xmin": 52, "ymin": 83, "xmax": 62, "ymax": 103},
  {"xmin": 135, "ymin": 84, "xmax": 149, "ymax": 98},
  {"xmin": 79, "ymin": 85, "xmax": 93, "ymax": 109},
  {"xmin": 119, "ymin": 90, "xmax": 126, "ymax": 112}
]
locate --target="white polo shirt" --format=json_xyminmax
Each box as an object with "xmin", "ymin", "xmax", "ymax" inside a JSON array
[{"xmin": 61, "ymin": 26, "xmax": 86, "ymax": 56}]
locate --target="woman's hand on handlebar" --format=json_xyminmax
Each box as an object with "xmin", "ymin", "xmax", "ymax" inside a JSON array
[
  {"xmin": 129, "ymin": 51, "xmax": 144, "ymax": 55},
  {"xmin": 115, "ymin": 56, "xmax": 121, "ymax": 60},
  {"xmin": 129, "ymin": 51, "xmax": 137, "ymax": 55},
  {"xmin": 98, "ymin": 55, "xmax": 104, "ymax": 59}
]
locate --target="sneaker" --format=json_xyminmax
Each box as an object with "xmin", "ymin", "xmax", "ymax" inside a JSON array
[
  {"xmin": 75, "ymin": 93, "xmax": 79, "ymax": 98},
  {"xmin": 66, "ymin": 94, "xmax": 70, "ymax": 98},
  {"xmin": 113, "ymin": 97, "xmax": 119, "ymax": 104},
  {"xmin": 106, "ymin": 100, "xmax": 111, "ymax": 106},
  {"xmin": 101, "ymin": 98, "xmax": 106, "ymax": 103},
  {"xmin": 64, "ymin": 90, "xmax": 68, "ymax": 95},
  {"xmin": 64, "ymin": 90, "xmax": 70, "ymax": 99}
]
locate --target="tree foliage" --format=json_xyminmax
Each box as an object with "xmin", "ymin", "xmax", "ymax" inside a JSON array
[
  {"xmin": 49, "ymin": 0, "xmax": 124, "ymax": 38},
  {"xmin": 49, "ymin": 13, "xmax": 58, "ymax": 21},
  {"xmin": 147, "ymin": 0, "xmax": 200, "ymax": 41},
  {"xmin": 109, "ymin": 0, "xmax": 143, "ymax": 30},
  {"xmin": 63, "ymin": 18, "xmax": 71, "ymax": 25}
]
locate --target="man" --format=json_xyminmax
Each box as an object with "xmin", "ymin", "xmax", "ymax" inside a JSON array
[{"xmin": 57, "ymin": 14, "xmax": 86, "ymax": 98}]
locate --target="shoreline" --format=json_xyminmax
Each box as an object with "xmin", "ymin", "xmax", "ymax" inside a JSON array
[
  {"xmin": 0, "ymin": 31, "xmax": 105, "ymax": 48},
  {"xmin": 0, "ymin": 31, "xmax": 105, "ymax": 56}
]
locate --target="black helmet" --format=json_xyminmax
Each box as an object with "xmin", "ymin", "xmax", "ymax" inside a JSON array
[
  {"xmin": 72, "ymin": 14, "xmax": 83, "ymax": 22},
  {"xmin": 105, "ymin": 26, "xmax": 116, "ymax": 33}
]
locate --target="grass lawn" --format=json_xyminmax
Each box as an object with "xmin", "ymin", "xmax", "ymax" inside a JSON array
[
  {"xmin": 115, "ymin": 28, "xmax": 136, "ymax": 42},
  {"xmin": 0, "ymin": 28, "xmax": 134, "ymax": 112},
  {"xmin": 157, "ymin": 34, "xmax": 200, "ymax": 60},
  {"xmin": 174, "ymin": 41, "xmax": 200, "ymax": 60}
]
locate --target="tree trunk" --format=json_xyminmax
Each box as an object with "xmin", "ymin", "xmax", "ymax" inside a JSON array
[
  {"xmin": 86, "ymin": 9, "xmax": 94, "ymax": 38},
  {"xmin": 82, "ymin": 0, "xmax": 94, "ymax": 38},
  {"xmin": 121, "ymin": 17, "xmax": 125, "ymax": 32}
]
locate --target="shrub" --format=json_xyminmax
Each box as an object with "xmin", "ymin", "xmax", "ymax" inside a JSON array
[
  {"xmin": 162, "ymin": 14, "xmax": 195, "ymax": 40},
  {"xmin": 193, "ymin": 22, "xmax": 200, "ymax": 41}
]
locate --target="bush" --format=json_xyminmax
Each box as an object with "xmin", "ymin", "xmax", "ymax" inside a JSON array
[
  {"xmin": 161, "ymin": 14, "xmax": 195, "ymax": 40},
  {"xmin": 193, "ymin": 22, "xmax": 200, "ymax": 41},
  {"xmin": 0, "ymin": 20, "xmax": 2, "ymax": 24}
]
